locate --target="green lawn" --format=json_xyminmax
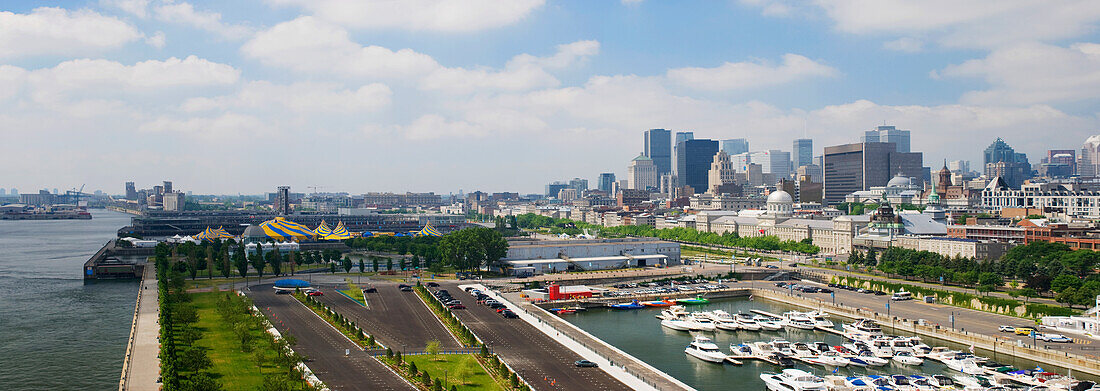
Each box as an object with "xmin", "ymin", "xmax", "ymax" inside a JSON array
[
  {"xmin": 406, "ymin": 354, "xmax": 505, "ymax": 391},
  {"xmin": 341, "ymin": 279, "xmax": 366, "ymax": 305},
  {"xmin": 190, "ymin": 292, "xmax": 308, "ymax": 389}
]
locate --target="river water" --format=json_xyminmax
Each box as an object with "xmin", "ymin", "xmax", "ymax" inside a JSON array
[
  {"xmin": 565, "ymin": 297, "xmax": 1092, "ymax": 390},
  {"xmin": 0, "ymin": 209, "xmax": 137, "ymax": 390}
]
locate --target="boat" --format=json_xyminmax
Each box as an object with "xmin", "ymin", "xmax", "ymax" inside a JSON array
[
  {"xmin": 760, "ymin": 369, "xmax": 828, "ymax": 391},
  {"xmin": 783, "ymin": 311, "xmax": 817, "ymax": 330},
  {"xmin": 660, "ymin": 316, "xmax": 695, "ymax": 331},
  {"xmin": 898, "ymin": 336, "xmax": 932, "ymax": 355},
  {"xmin": 843, "ymin": 376, "xmax": 871, "ymax": 388},
  {"xmin": 862, "ymin": 375, "xmax": 899, "ymax": 390},
  {"xmin": 807, "ymin": 311, "xmax": 834, "ymax": 328},
  {"xmin": 791, "ymin": 342, "xmax": 816, "ymax": 357},
  {"xmin": 892, "ymin": 351, "xmax": 924, "ymax": 366},
  {"xmin": 675, "ymin": 296, "xmax": 710, "ymax": 305},
  {"xmin": 565, "ymin": 306, "xmax": 587, "ymax": 312},
  {"xmin": 929, "ymin": 374, "xmax": 959, "ymax": 389},
  {"xmin": 749, "ymin": 341, "xmax": 778, "ymax": 356},
  {"xmin": 769, "ymin": 339, "xmax": 795, "ymax": 356},
  {"xmin": 803, "ymin": 350, "xmax": 848, "ymax": 367},
  {"xmin": 854, "ymin": 350, "xmax": 889, "ymax": 366},
  {"xmin": 549, "ymin": 308, "xmax": 576, "ymax": 314},
  {"xmin": 641, "ymin": 299, "xmax": 675, "ymax": 307},
  {"xmin": 713, "ymin": 314, "xmax": 741, "ymax": 331},
  {"xmin": 689, "ymin": 312, "xmax": 717, "ymax": 331},
  {"xmin": 943, "ymin": 354, "xmax": 986, "ymax": 375},
  {"xmin": 735, "ymin": 312, "xmax": 763, "ymax": 331},
  {"xmin": 754, "ymin": 315, "xmax": 784, "ymax": 331},
  {"xmin": 684, "ymin": 335, "xmax": 728, "ymax": 363},
  {"xmin": 843, "ymin": 319, "xmax": 884, "ymax": 339},
  {"xmin": 868, "ymin": 337, "xmax": 896, "ymax": 358},
  {"xmin": 888, "ymin": 374, "xmax": 920, "ymax": 391},
  {"xmin": 656, "ymin": 305, "xmax": 688, "ymax": 320},
  {"xmin": 924, "ymin": 346, "xmax": 961, "ymax": 361},
  {"xmin": 730, "ymin": 343, "xmax": 754, "ymax": 356},
  {"xmin": 609, "ymin": 300, "xmax": 645, "ymax": 310}
]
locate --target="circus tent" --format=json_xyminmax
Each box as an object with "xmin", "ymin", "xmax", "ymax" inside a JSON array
[
  {"xmin": 320, "ymin": 221, "xmax": 354, "ymax": 240},
  {"xmin": 416, "ymin": 222, "xmax": 442, "ymax": 237},
  {"xmin": 194, "ymin": 226, "xmax": 234, "ymax": 241},
  {"xmin": 256, "ymin": 217, "xmax": 316, "ymax": 241},
  {"xmin": 313, "ymin": 220, "xmax": 333, "ymax": 237}
]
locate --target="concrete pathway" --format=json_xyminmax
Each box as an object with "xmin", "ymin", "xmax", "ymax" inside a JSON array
[{"xmin": 120, "ymin": 263, "xmax": 160, "ymax": 391}]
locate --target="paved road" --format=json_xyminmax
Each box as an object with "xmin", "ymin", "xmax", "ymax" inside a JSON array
[
  {"xmin": 313, "ymin": 282, "xmax": 463, "ymax": 351},
  {"xmin": 437, "ymin": 282, "xmax": 631, "ymax": 391},
  {"xmin": 248, "ymin": 285, "xmax": 415, "ymax": 391},
  {"xmin": 121, "ymin": 263, "xmax": 160, "ymax": 391}
]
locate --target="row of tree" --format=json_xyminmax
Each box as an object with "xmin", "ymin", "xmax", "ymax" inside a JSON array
[{"xmin": 156, "ymin": 255, "xmax": 221, "ymax": 390}]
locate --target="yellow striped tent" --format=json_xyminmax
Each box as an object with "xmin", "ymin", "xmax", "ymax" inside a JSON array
[
  {"xmin": 416, "ymin": 222, "xmax": 442, "ymax": 237},
  {"xmin": 313, "ymin": 220, "xmax": 333, "ymax": 237},
  {"xmin": 321, "ymin": 221, "xmax": 354, "ymax": 240},
  {"xmin": 257, "ymin": 217, "xmax": 316, "ymax": 241},
  {"xmin": 194, "ymin": 226, "xmax": 234, "ymax": 241}
]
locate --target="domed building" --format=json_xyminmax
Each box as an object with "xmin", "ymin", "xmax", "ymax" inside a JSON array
[
  {"xmin": 764, "ymin": 190, "xmax": 793, "ymax": 219},
  {"xmin": 844, "ymin": 173, "xmax": 923, "ymax": 204}
]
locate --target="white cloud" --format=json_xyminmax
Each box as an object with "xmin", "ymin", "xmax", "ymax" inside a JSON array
[
  {"xmin": 666, "ymin": 54, "xmax": 837, "ymax": 91},
  {"xmin": 265, "ymin": 0, "xmax": 545, "ymax": 32},
  {"xmin": 420, "ymin": 40, "xmax": 599, "ymax": 94},
  {"xmin": 153, "ymin": 1, "xmax": 252, "ymax": 39},
  {"xmin": 100, "ymin": 0, "xmax": 150, "ymax": 18},
  {"xmin": 182, "ymin": 81, "xmax": 391, "ymax": 113},
  {"xmin": 242, "ymin": 16, "xmax": 440, "ymax": 79},
  {"xmin": 0, "ymin": 7, "xmax": 143, "ymax": 58},
  {"xmin": 140, "ymin": 112, "xmax": 266, "ymax": 140},
  {"xmin": 883, "ymin": 37, "xmax": 923, "ymax": 53},
  {"xmin": 742, "ymin": 0, "xmax": 1100, "ymax": 49},
  {"xmin": 937, "ymin": 42, "xmax": 1100, "ymax": 105},
  {"xmin": 145, "ymin": 31, "xmax": 167, "ymax": 48}
]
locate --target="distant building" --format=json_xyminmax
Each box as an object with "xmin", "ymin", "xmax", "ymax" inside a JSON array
[
  {"xmin": 675, "ymin": 139, "xmax": 719, "ymax": 192},
  {"xmin": 707, "ymin": 150, "xmax": 736, "ymax": 194},
  {"xmin": 125, "ymin": 182, "xmax": 137, "ymax": 200},
  {"xmin": 797, "ymin": 163, "xmax": 822, "ymax": 183},
  {"xmin": 673, "ymin": 131, "xmax": 694, "ymax": 176},
  {"xmin": 557, "ymin": 188, "xmax": 578, "ymax": 202},
  {"xmin": 793, "ymin": 138, "xmax": 813, "ymax": 168},
  {"xmin": 20, "ymin": 190, "xmax": 56, "ymax": 206},
  {"xmin": 823, "ymin": 141, "xmax": 924, "ymax": 205},
  {"xmin": 627, "ymin": 153, "xmax": 659, "ymax": 190},
  {"xmin": 1079, "ymin": 135, "xmax": 1100, "ymax": 177},
  {"xmin": 983, "ymin": 138, "xmax": 1032, "ymax": 188},
  {"xmin": 750, "ymin": 150, "xmax": 792, "ymax": 180},
  {"xmin": 617, "ymin": 189, "xmax": 650, "ymax": 208},
  {"xmin": 721, "ymin": 138, "xmax": 749, "ymax": 155},
  {"xmin": 644, "ymin": 129, "xmax": 672, "ymax": 176},
  {"xmin": 862, "ymin": 125, "xmax": 911, "ymax": 153},
  {"xmin": 947, "ymin": 160, "xmax": 971, "ymax": 174},
  {"xmin": 163, "ymin": 192, "xmax": 185, "ymax": 212},
  {"xmin": 568, "ymin": 178, "xmax": 588, "ymax": 192},
  {"xmin": 982, "ymin": 181, "xmax": 1100, "ymax": 219},
  {"xmin": 598, "ymin": 173, "xmax": 616, "ymax": 193},
  {"xmin": 274, "ymin": 186, "xmax": 291, "ymax": 215},
  {"xmin": 162, "ymin": 181, "xmax": 173, "ymax": 194},
  {"xmin": 545, "ymin": 181, "xmax": 569, "ymax": 198}
]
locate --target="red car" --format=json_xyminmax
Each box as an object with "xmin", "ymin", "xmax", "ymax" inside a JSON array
[
  {"xmin": 447, "ymin": 303, "xmax": 466, "ymax": 309},
  {"xmin": 306, "ymin": 290, "xmax": 323, "ymax": 296}
]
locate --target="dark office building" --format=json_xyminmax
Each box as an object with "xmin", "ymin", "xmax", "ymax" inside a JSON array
[
  {"xmin": 644, "ymin": 129, "xmax": 672, "ymax": 176},
  {"xmin": 983, "ymin": 138, "xmax": 1032, "ymax": 188},
  {"xmin": 598, "ymin": 173, "xmax": 616, "ymax": 193},
  {"xmin": 822, "ymin": 142, "xmax": 924, "ymax": 205},
  {"xmin": 545, "ymin": 181, "xmax": 568, "ymax": 198},
  {"xmin": 274, "ymin": 186, "xmax": 291, "ymax": 215},
  {"xmin": 793, "ymin": 138, "xmax": 813, "ymax": 168},
  {"xmin": 675, "ymin": 139, "xmax": 719, "ymax": 193},
  {"xmin": 721, "ymin": 138, "xmax": 749, "ymax": 155},
  {"xmin": 125, "ymin": 182, "xmax": 137, "ymax": 200}
]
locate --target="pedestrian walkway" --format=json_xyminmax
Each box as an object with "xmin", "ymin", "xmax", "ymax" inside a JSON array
[{"xmin": 120, "ymin": 263, "xmax": 160, "ymax": 391}]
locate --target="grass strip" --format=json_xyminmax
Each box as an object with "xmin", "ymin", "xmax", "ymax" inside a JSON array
[
  {"xmin": 414, "ymin": 285, "xmax": 479, "ymax": 347},
  {"xmin": 294, "ymin": 292, "xmax": 379, "ymax": 348}
]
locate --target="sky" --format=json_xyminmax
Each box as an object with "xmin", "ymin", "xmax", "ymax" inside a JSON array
[{"xmin": 2, "ymin": 0, "xmax": 1100, "ymax": 195}]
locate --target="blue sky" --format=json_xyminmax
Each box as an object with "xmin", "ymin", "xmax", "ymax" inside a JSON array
[{"xmin": 1, "ymin": 0, "xmax": 1099, "ymax": 195}]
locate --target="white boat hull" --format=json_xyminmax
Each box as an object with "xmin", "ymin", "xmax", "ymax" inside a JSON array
[{"xmin": 686, "ymin": 348, "xmax": 727, "ymax": 363}]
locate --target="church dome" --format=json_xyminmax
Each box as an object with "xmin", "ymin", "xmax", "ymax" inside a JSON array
[
  {"xmin": 766, "ymin": 190, "xmax": 793, "ymax": 204},
  {"xmin": 887, "ymin": 175, "xmax": 912, "ymax": 188}
]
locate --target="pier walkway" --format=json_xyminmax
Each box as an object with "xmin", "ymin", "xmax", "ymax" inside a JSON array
[{"xmin": 119, "ymin": 263, "xmax": 159, "ymax": 391}]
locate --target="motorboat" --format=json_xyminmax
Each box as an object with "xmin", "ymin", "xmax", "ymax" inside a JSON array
[
  {"xmin": 807, "ymin": 311, "xmax": 834, "ymax": 328},
  {"xmin": 888, "ymin": 374, "xmax": 919, "ymax": 391},
  {"xmin": 791, "ymin": 342, "xmax": 816, "ymax": 357},
  {"xmin": 852, "ymin": 350, "xmax": 889, "ymax": 367},
  {"xmin": 735, "ymin": 312, "xmax": 763, "ymax": 331},
  {"xmin": 754, "ymin": 315, "xmax": 784, "ymax": 331},
  {"xmin": 803, "ymin": 351, "xmax": 849, "ymax": 367},
  {"xmin": 810, "ymin": 342, "xmax": 833, "ymax": 355},
  {"xmin": 660, "ymin": 316, "xmax": 696, "ymax": 331},
  {"xmin": 862, "ymin": 375, "xmax": 899, "ymax": 390},
  {"xmin": 609, "ymin": 300, "xmax": 645, "ymax": 309},
  {"xmin": 689, "ymin": 312, "xmax": 717, "ymax": 331},
  {"xmin": 868, "ymin": 337, "xmax": 895, "ymax": 358},
  {"xmin": 684, "ymin": 335, "xmax": 728, "ymax": 363},
  {"xmin": 891, "ymin": 337, "xmax": 916, "ymax": 354},
  {"xmin": 548, "ymin": 308, "xmax": 576, "ymax": 314},
  {"xmin": 675, "ymin": 296, "xmax": 710, "ymax": 305},
  {"xmin": 656, "ymin": 305, "xmax": 689, "ymax": 320},
  {"xmin": 943, "ymin": 354, "xmax": 986, "ymax": 375},
  {"xmin": 843, "ymin": 319, "xmax": 884, "ymax": 339},
  {"xmin": 843, "ymin": 376, "xmax": 871, "ymax": 388},
  {"xmin": 783, "ymin": 311, "xmax": 817, "ymax": 330},
  {"xmin": 929, "ymin": 374, "xmax": 959, "ymax": 389},
  {"xmin": 730, "ymin": 343, "xmax": 754, "ymax": 356},
  {"xmin": 750, "ymin": 341, "xmax": 778, "ymax": 356},
  {"xmin": 769, "ymin": 339, "xmax": 796, "ymax": 356},
  {"xmin": 760, "ymin": 369, "xmax": 827, "ymax": 391},
  {"xmin": 892, "ymin": 351, "xmax": 924, "ymax": 366},
  {"xmin": 714, "ymin": 317, "xmax": 740, "ymax": 331},
  {"xmin": 924, "ymin": 346, "xmax": 962, "ymax": 361},
  {"xmin": 641, "ymin": 299, "xmax": 675, "ymax": 307},
  {"xmin": 898, "ymin": 336, "xmax": 932, "ymax": 355}
]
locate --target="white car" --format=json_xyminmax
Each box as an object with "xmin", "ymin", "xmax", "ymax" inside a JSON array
[
  {"xmin": 1040, "ymin": 334, "xmax": 1072, "ymax": 343},
  {"xmin": 998, "ymin": 325, "xmax": 1016, "ymax": 333}
]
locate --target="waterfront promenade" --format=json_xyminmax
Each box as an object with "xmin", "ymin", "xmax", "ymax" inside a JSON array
[{"xmin": 119, "ymin": 264, "xmax": 159, "ymax": 391}]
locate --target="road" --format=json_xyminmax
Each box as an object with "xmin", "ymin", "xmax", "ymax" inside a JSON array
[
  {"xmin": 248, "ymin": 285, "xmax": 416, "ymax": 391},
  {"xmin": 437, "ymin": 282, "xmax": 632, "ymax": 391},
  {"xmin": 313, "ymin": 282, "xmax": 463, "ymax": 351}
]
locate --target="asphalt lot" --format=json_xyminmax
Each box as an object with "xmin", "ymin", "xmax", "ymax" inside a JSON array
[
  {"xmin": 248, "ymin": 285, "xmax": 416, "ymax": 391},
  {"xmin": 436, "ymin": 282, "xmax": 632, "ymax": 391},
  {"xmin": 313, "ymin": 281, "xmax": 463, "ymax": 351}
]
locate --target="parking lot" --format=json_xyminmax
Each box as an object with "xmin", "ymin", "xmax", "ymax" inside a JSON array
[{"xmin": 312, "ymin": 281, "xmax": 463, "ymax": 352}]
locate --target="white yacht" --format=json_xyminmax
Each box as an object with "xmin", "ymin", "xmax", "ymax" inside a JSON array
[
  {"xmin": 656, "ymin": 305, "xmax": 688, "ymax": 320},
  {"xmin": 709, "ymin": 310, "xmax": 741, "ymax": 331},
  {"xmin": 685, "ymin": 335, "xmax": 727, "ymax": 363},
  {"xmin": 868, "ymin": 338, "xmax": 895, "ymax": 358},
  {"xmin": 660, "ymin": 316, "xmax": 695, "ymax": 331},
  {"xmin": 899, "ymin": 336, "xmax": 932, "ymax": 355},
  {"xmin": 943, "ymin": 355, "xmax": 985, "ymax": 375},
  {"xmin": 689, "ymin": 312, "xmax": 717, "ymax": 331},
  {"xmin": 791, "ymin": 342, "xmax": 816, "ymax": 357},
  {"xmin": 754, "ymin": 315, "xmax": 784, "ymax": 331},
  {"xmin": 843, "ymin": 319, "xmax": 884, "ymax": 339},
  {"xmin": 892, "ymin": 351, "xmax": 924, "ymax": 366},
  {"xmin": 854, "ymin": 350, "xmax": 889, "ymax": 366},
  {"xmin": 735, "ymin": 312, "xmax": 763, "ymax": 331},
  {"xmin": 769, "ymin": 339, "xmax": 795, "ymax": 356},
  {"xmin": 924, "ymin": 346, "xmax": 962, "ymax": 361},
  {"xmin": 807, "ymin": 311, "xmax": 834, "ymax": 328},
  {"xmin": 730, "ymin": 343, "xmax": 754, "ymax": 356},
  {"xmin": 750, "ymin": 341, "xmax": 778, "ymax": 356},
  {"xmin": 783, "ymin": 311, "xmax": 817, "ymax": 330},
  {"xmin": 760, "ymin": 369, "xmax": 827, "ymax": 391},
  {"xmin": 803, "ymin": 350, "xmax": 848, "ymax": 367}
]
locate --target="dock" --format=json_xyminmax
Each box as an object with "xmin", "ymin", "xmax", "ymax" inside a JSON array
[
  {"xmin": 748, "ymin": 309, "xmax": 844, "ymax": 335},
  {"xmin": 83, "ymin": 241, "xmax": 153, "ymax": 283}
]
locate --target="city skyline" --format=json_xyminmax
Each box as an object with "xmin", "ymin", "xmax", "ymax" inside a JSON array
[{"xmin": 1, "ymin": 1, "xmax": 1099, "ymax": 194}]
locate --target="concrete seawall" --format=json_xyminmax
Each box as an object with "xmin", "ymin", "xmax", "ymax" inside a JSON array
[{"xmin": 118, "ymin": 264, "xmax": 159, "ymax": 391}]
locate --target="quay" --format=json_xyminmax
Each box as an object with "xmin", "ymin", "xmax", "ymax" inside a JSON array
[
  {"xmin": 83, "ymin": 241, "xmax": 153, "ymax": 283},
  {"xmin": 118, "ymin": 263, "xmax": 159, "ymax": 391}
]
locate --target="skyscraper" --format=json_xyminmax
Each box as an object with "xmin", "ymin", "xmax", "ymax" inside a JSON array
[
  {"xmin": 628, "ymin": 154, "xmax": 658, "ymax": 191},
  {"xmin": 545, "ymin": 181, "xmax": 568, "ymax": 198},
  {"xmin": 125, "ymin": 182, "xmax": 137, "ymax": 200},
  {"xmin": 644, "ymin": 129, "xmax": 672, "ymax": 176},
  {"xmin": 983, "ymin": 138, "xmax": 1032, "ymax": 187},
  {"xmin": 568, "ymin": 177, "xmax": 588, "ymax": 192},
  {"xmin": 862, "ymin": 125, "xmax": 911, "ymax": 153},
  {"xmin": 750, "ymin": 150, "xmax": 793, "ymax": 180},
  {"xmin": 707, "ymin": 151, "xmax": 736, "ymax": 194},
  {"xmin": 675, "ymin": 139, "xmax": 718, "ymax": 193},
  {"xmin": 598, "ymin": 173, "xmax": 616, "ymax": 193},
  {"xmin": 793, "ymin": 139, "xmax": 813, "ymax": 168},
  {"xmin": 721, "ymin": 138, "xmax": 749, "ymax": 155},
  {"xmin": 673, "ymin": 131, "xmax": 694, "ymax": 176},
  {"xmin": 822, "ymin": 142, "xmax": 923, "ymax": 205},
  {"xmin": 1079, "ymin": 135, "xmax": 1100, "ymax": 177},
  {"xmin": 162, "ymin": 181, "xmax": 173, "ymax": 194},
  {"xmin": 275, "ymin": 186, "xmax": 291, "ymax": 215}
]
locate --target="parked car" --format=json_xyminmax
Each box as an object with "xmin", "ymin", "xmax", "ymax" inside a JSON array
[
  {"xmin": 998, "ymin": 325, "xmax": 1016, "ymax": 333},
  {"xmin": 447, "ymin": 303, "xmax": 466, "ymax": 309},
  {"xmin": 574, "ymin": 360, "xmax": 599, "ymax": 368},
  {"xmin": 501, "ymin": 309, "xmax": 518, "ymax": 318},
  {"xmin": 426, "ymin": 282, "xmax": 440, "ymax": 287},
  {"xmin": 400, "ymin": 286, "xmax": 413, "ymax": 292},
  {"xmin": 307, "ymin": 290, "xmax": 323, "ymax": 296},
  {"xmin": 1015, "ymin": 327, "xmax": 1036, "ymax": 336},
  {"xmin": 275, "ymin": 289, "xmax": 291, "ymax": 295},
  {"xmin": 1041, "ymin": 334, "xmax": 1072, "ymax": 343},
  {"xmin": 765, "ymin": 265, "xmax": 779, "ymax": 269}
]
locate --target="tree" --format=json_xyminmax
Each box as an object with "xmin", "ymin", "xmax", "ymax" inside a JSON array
[
  {"xmin": 329, "ymin": 262, "xmax": 336, "ymax": 274},
  {"xmin": 182, "ymin": 372, "xmax": 222, "ymax": 391},
  {"xmin": 387, "ymin": 258, "xmax": 394, "ymax": 271},
  {"xmin": 1063, "ymin": 250, "xmax": 1100, "ymax": 277},
  {"xmin": 267, "ymin": 249, "xmax": 283, "ymax": 276},
  {"xmin": 1056, "ymin": 287, "xmax": 1078, "ymax": 307},
  {"xmin": 221, "ymin": 249, "xmax": 231, "ymax": 279},
  {"xmin": 1052, "ymin": 274, "xmax": 1082, "ymax": 293},
  {"xmin": 234, "ymin": 245, "xmax": 249, "ymax": 279},
  {"xmin": 372, "ymin": 257, "xmax": 380, "ymax": 273},
  {"xmin": 865, "ymin": 249, "xmax": 877, "ymax": 266},
  {"xmin": 399, "ymin": 258, "xmax": 407, "ymax": 271},
  {"xmin": 342, "ymin": 257, "xmax": 353, "ymax": 273},
  {"xmin": 288, "ymin": 251, "xmax": 297, "ymax": 275},
  {"xmin": 250, "ymin": 249, "xmax": 266, "ymax": 280},
  {"xmin": 206, "ymin": 246, "xmax": 215, "ymax": 279},
  {"xmin": 411, "ymin": 255, "xmax": 421, "ymax": 270},
  {"xmin": 425, "ymin": 339, "xmax": 441, "ymax": 357},
  {"xmin": 358, "ymin": 259, "xmax": 365, "ymax": 273}
]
